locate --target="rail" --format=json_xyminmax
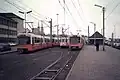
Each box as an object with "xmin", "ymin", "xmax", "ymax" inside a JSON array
[{"xmin": 30, "ymin": 51, "xmax": 72, "ymax": 80}]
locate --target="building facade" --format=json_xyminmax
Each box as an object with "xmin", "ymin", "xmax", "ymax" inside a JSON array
[
  {"xmin": 0, "ymin": 13, "xmax": 24, "ymax": 43},
  {"xmin": 89, "ymin": 31, "xmax": 104, "ymax": 45}
]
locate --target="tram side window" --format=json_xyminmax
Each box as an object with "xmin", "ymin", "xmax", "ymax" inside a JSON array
[
  {"xmin": 52, "ymin": 39, "xmax": 54, "ymax": 42},
  {"xmin": 35, "ymin": 37, "xmax": 37, "ymax": 43},
  {"xmin": 33, "ymin": 37, "xmax": 41, "ymax": 43},
  {"xmin": 39, "ymin": 38, "xmax": 41, "ymax": 43},
  {"xmin": 36, "ymin": 38, "xmax": 40, "ymax": 43},
  {"xmin": 58, "ymin": 39, "xmax": 60, "ymax": 42},
  {"xmin": 55, "ymin": 39, "xmax": 57, "ymax": 42},
  {"xmin": 78, "ymin": 37, "xmax": 81, "ymax": 43},
  {"xmin": 40, "ymin": 38, "xmax": 43, "ymax": 43},
  {"xmin": 38, "ymin": 38, "xmax": 42, "ymax": 43},
  {"xmin": 32, "ymin": 37, "xmax": 35, "ymax": 44},
  {"xmin": 36, "ymin": 38, "xmax": 38, "ymax": 43},
  {"xmin": 66, "ymin": 39, "xmax": 67, "ymax": 42},
  {"xmin": 47, "ymin": 39, "xmax": 50, "ymax": 42},
  {"xmin": 45, "ymin": 38, "xmax": 47, "ymax": 43},
  {"xmin": 61, "ymin": 39, "xmax": 64, "ymax": 42},
  {"xmin": 46, "ymin": 39, "xmax": 49, "ymax": 42},
  {"xmin": 56, "ymin": 39, "xmax": 58, "ymax": 42},
  {"xmin": 53, "ymin": 39, "xmax": 56, "ymax": 42},
  {"xmin": 27, "ymin": 39, "xmax": 30, "ymax": 44},
  {"xmin": 44, "ymin": 38, "xmax": 46, "ymax": 42},
  {"xmin": 47, "ymin": 39, "xmax": 49, "ymax": 42},
  {"xmin": 48, "ymin": 39, "xmax": 50, "ymax": 42},
  {"xmin": 63, "ymin": 39, "xmax": 66, "ymax": 42}
]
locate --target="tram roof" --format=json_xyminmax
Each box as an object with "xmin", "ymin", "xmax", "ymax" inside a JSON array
[
  {"xmin": 18, "ymin": 33, "xmax": 43, "ymax": 38},
  {"xmin": 18, "ymin": 33, "xmax": 54, "ymax": 39}
]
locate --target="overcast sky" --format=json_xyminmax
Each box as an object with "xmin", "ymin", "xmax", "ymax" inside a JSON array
[{"xmin": 0, "ymin": 0, "xmax": 120, "ymax": 38}]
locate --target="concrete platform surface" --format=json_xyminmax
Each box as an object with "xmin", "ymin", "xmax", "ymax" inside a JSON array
[{"xmin": 66, "ymin": 45, "xmax": 120, "ymax": 80}]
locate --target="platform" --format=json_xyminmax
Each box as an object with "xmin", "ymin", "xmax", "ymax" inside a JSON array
[{"xmin": 66, "ymin": 45, "xmax": 120, "ymax": 80}]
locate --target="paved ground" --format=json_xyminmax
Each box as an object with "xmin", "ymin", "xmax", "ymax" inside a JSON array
[
  {"xmin": 0, "ymin": 47, "xmax": 69, "ymax": 80},
  {"xmin": 66, "ymin": 45, "xmax": 120, "ymax": 80},
  {"xmin": 0, "ymin": 46, "xmax": 17, "ymax": 55}
]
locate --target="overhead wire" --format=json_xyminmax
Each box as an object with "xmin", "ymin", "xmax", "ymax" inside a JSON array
[
  {"xmin": 64, "ymin": 1, "xmax": 80, "ymax": 28},
  {"xmin": 5, "ymin": 0, "xmax": 23, "ymax": 11},
  {"xmin": 6, "ymin": 0, "xmax": 81, "ymax": 32},
  {"xmin": 106, "ymin": 0, "xmax": 115, "ymax": 8},
  {"xmin": 12, "ymin": 0, "xmax": 59, "ymax": 28},
  {"xmin": 77, "ymin": 0, "xmax": 88, "ymax": 33},
  {"xmin": 58, "ymin": 0, "xmax": 68, "ymax": 33},
  {"xmin": 77, "ymin": 0, "xmax": 87, "ymax": 23},
  {"xmin": 105, "ymin": 1, "xmax": 120, "ymax": 20},
  {"xmin": 0, "ymin": 8, "xmax": 7, "ymax": 12},
  {"xmin": 5, "ymin": 0, "xmax": 43, "ymax": 20},
  {"xmin": 58, "ymin": 0, "xmax": 66, "ymax": 12},
  {"xmin": 15, "ymin": 0, "xmax": 48, "ymax": 20},
  {"xmin": 4, "ymin": 0, "xmax": 49, "ymax": 26},
  {"xmin": 58, "ymin": 0, "xmax": 80, "ymax": 28},
  {"xmin": 15, "ymin": 0, "xmax": 58, "ymax": 27},
  {"xmin": 63, "ymin": 0, "xmax": 65, "ymax": 26},
  {"xmin": 71, "ymin": 0, "xmax": 83, "ymax": 22}
]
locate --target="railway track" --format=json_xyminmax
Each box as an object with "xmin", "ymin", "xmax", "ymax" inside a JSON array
[{"xmin": 30, "ymin": 50, "xmax": 77, "ymax": 80}]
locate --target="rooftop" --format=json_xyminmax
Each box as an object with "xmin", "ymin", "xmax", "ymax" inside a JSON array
[
  {"xmin": 0, "ymin": 13, "xmax": 24, "ymax": 20},
  {"xmin": 89, "ymin": 31, "xmax": 104, "ymax": 38}
]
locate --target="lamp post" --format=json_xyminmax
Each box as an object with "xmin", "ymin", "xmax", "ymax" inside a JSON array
[
  {"xmin": 90, "ymin": 22, "xmax": 96, "ymax": 45},
  {"xmin": 56, "ymin": 14, "xmax": 59, "ymax": 42},
  {"xmin": 68, "ymin": 25, "xmax": 70, "ymax": 36},
  {"xmin": 94, "ymin": 4, "xmax": 105, "ymax": 51},
  {"xmin": 45, "ymin": 17, "xmax": 53, "ymax": 43},
  {"xmin": 88, "ymin": 26, "xmax": 90, "ymax": 44},
  {"xmin": 101, "ymin": 28, "xmax": 103, "ymax": 35},
  {"xmin": 19, "ymin": 10, "xmax": 32, "ymax": 33},
  {"xmin": 113, "ymin": 23, "xmax": 117, "ymax": 39},
  {"xmin": 77, "ymin": 29, "xmax": 81, "ymax": 36},
  {"xmin": 49, "ymin": 18, "xmax": 52, "ymax": 43}
]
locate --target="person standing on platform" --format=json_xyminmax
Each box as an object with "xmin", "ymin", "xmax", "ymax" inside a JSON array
[{"xmin": 95, "ymin": 41, "xmax": 99, "ymax": 51}]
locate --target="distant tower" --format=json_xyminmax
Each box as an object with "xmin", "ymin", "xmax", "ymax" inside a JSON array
[
  {"xmin": 62, "ymin": 27, "xmax": 64, "ymax": 35},
  {"xmin": 38, "ymin": 21, "xmax": 40, "ymax": 35},
  {"xmin": 41, "ymin": 27, "xmax": 44, "ymax": 35},
  {"xmin": 41, "ymin": 20, "xmax": 44, "ymax": 35}
]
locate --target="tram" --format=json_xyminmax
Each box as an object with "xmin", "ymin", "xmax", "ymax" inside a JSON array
[
  {"xmin": 69, "ymin": 35, "xmax": 84, "ymax": 50},
  {"xmin": 17, "ymin": 33, "xmax": 53, "ymax": 53},
  {"xmin": 60, "ymin": 37, "xmax": 69, "ymax": 48}
]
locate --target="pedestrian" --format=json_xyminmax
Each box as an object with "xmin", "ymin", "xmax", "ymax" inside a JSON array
[{"xmin": 95, "ymin": 41, "xmax": 99, "ymax": 51}]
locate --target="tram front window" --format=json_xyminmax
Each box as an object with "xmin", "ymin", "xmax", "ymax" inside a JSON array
[
  {"xmin": 61, "ymin": 39, "xmax": 65, "ymax": 42},
  {"xmin": 70, "ymin": 37, "xmax": 80, "ymax": 44},
  {"xmin": 18, "ymin": 36, "xmax": 30, "ymax": 45}
]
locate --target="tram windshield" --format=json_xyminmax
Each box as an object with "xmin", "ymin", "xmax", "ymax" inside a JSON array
[
  {"xmin": 70, "ymin": 37, "xmax": 80, "ymax": 44},
  {"xmin": 61, "ymin": 38, "xmax": 67, "ymax": 42},
  {"xmin": 18, "ymin": 36, "xmax": 30, "ymax": 45}
]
